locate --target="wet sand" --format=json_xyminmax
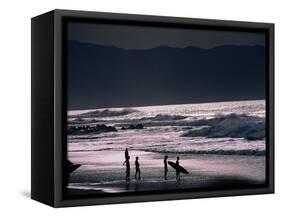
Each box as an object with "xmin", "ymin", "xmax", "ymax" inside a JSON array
[{"xmin": 67, "ymin": 150, "xmax": 266, "ymax": 195}]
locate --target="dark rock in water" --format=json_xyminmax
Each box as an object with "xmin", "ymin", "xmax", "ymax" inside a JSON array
[
  {"xmin": 74, "ymin": 118, "xmax": 85, "ymax": 122},
  {"xmin": 121, "ymin": 124, "xmax": 144, "ymax": 130},
  {"xmin": 96, "ymin": 124, "xmax": 117, "ymax": 132},
  {"xmin": 68, "ymin": 124, "xmax": 117, "ymax": 135}
]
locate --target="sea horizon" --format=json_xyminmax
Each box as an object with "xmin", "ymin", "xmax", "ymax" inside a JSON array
[{"xmin": 68, "ymin": 99, "xmax": 265, "ymax": 115}]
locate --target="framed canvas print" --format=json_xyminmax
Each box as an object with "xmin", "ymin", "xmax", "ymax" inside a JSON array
[{"xmin": 31, "ymin": 9, "xmax": 274, "ymax": 207}]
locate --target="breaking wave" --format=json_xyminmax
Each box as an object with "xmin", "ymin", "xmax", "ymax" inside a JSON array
[
  {"xmin": 77, "ymin": 108, "xmax": 138, "ymax": 118},
  {"xmin": 113, "ymin": 114, "xmax": 189, "ymax": 127},
  {"xmin": 140, "ymin": 114, "xmax": 187, "ymax": 122},
  {"xmin": 136, "ymin": 148, "xmax": 265, "ymax": 156},
  {"xmin": 182, "ymin": 113, "xmax": 265, "ymax": 140},
  {"xmin": 68, "ymin": 118, "xmax": 96, "ymax": 124}
]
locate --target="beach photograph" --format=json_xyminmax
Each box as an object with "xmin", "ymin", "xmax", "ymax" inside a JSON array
[{"xmin": 66, "ymin": 21, "xmax": 266, "ymax": 196}]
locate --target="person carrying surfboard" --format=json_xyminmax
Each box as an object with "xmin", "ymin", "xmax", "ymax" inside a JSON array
[
  {"xmin": 176, "ymin": 156, "xmax": 180, "ymax": 181},
  {"xmin": 168, "ymin": 157, "xmax": 189, "ymax": 180},
  {"xmin": 164, "ymin": 155, "xmax": 168, "ymax": 180}
]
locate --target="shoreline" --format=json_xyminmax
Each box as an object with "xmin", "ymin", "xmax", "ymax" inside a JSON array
[
  {"xmin": 68, "ymin": 150, "xmax": 266, "ymax": 195},
  {"xmin": 68, "ymin": 174, "xmax": 264, "ymax": 195}
]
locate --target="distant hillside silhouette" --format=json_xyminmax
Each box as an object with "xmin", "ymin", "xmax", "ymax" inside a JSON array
[{"xmin": 67, "ymin": 41, "xmax": 266, "ymax": 110}]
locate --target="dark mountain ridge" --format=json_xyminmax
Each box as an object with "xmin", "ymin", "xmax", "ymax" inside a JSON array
[{"xmin": 68, "ymin": 40, "xmax": 266, "ymax": 110}]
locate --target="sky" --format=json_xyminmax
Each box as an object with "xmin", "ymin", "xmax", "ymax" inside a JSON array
[
  {"xmin": 68, "ymin": 22, "xmax": 265, "ymax": 50},
  {"xmin": 67, "ymin": 21, "xmax": 266, "ymax": 110}
]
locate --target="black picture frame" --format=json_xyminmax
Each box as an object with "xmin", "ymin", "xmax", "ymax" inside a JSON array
[{"xmin": 31, "ymin": 9, "xmax": 274, "ymax": 207}]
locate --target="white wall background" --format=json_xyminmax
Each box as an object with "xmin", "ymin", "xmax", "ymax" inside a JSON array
[{"xmin": 0, "ymin": 0, "xmax": 279, "ymax": 216}]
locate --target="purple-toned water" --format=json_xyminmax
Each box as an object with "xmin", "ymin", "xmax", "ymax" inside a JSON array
[
  {"xmin": 68, "ymin": 100, "xmax": 265, "ymax": 157},
  {"xmin": 67, "ymin": 100, "xmax": 266, "ymax": 193}
]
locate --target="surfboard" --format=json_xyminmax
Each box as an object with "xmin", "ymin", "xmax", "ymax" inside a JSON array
[
  {"xmin": 168, "ymin": 161, "xmax": 189, "ymax": 174},
  {"xmin": 69, "ymin": 164, "xmax": 81, "ymax": 173},
  {"xmin": 67, "ymin": 160, "xmax": 81, "ymax": 173}
]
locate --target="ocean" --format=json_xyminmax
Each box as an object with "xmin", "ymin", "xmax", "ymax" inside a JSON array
[
  {"xmin": 67, "ymin": 100, "xmax": 266, "ymax": 193},
  {"xmin": 68, "ymin": 100, "xmax": 265, "ymax": 157}
]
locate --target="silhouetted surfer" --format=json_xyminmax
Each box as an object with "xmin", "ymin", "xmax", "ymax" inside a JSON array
[
  {"xmin": 135, "ymin": 156, "xmax": 141, "ymax": 180},
  {"xmin": 176, "ymin": 156, "xmax": 181, "ymax": 181},
  {"xmin": 164, "ymin": 155, "xmax": 168, "ymax": 180},
  {"xmin": 124, "ymin": 156, "xmax": 130, "ymax": 182},
  {"xmin": 125, "ymin": 148, "xmax": 129, "ymax": 161},
  {"xmin": 123, "ymin": 148, "xmax": 131, "ymax": 181}
]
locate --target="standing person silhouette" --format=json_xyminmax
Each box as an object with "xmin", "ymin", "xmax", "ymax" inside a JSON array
[
  {"xmin": 176, "ymin": 156, "xmax": 181, "ymax": 181},
  {"xmin": 125, "ymin": 148, "xmax": 129, "ymax": 161},
  {"xmin": 123, "ymin": 148, "xmax": 130, "ymax": 181},
  {"xmin": 164, "ymin": 155, "xmax": 168, "ymax": 180},
  {"xmin": 135, "ymin": 156, "xmax": 141, "ymax": 180},
  {"xmin": 124, "ymin": 156, "xmax": 130, "ymax": 181}
]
